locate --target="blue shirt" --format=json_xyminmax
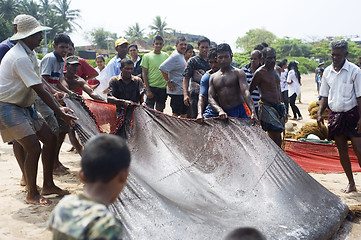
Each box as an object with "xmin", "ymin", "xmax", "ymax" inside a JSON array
[
  {"xmin": 106, "ymin": 55, "xmax": 129, "ymax": 79},
  {"xmin": 0, "ymin": 38, "xmax": 15, "ymax": 64},
  {"xmin": 199, "ymin": 72, "xmax": 210, "ymax": 97}
]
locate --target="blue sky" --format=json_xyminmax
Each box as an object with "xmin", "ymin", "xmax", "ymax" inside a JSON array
[{"xmin": 69, "ymin": 0, "xmax": 361, "ymax": 51}]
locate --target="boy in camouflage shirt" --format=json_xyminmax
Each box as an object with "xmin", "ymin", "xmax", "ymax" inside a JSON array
[{"xmin": 48, "ymin": 134, "xmax": 131, "ymax": 239}]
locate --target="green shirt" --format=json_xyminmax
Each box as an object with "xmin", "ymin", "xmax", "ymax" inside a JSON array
[
  {"xmin": 48, "ymin": 194, "xmax": 124, "ymax": 240},
  {"xmin": 140, "ymin": 51, "xmax": 168, "ymax": 88}
]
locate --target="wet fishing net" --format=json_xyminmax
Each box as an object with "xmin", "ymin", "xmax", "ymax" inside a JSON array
[{"xmin": 65, "ymin": 98, "xmax": 349, "ymax": 240}]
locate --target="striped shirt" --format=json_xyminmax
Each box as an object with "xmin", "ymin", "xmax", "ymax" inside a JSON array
[{"xmin": 241, "ymin": 63, "xmax": 260, "ymax": 108}]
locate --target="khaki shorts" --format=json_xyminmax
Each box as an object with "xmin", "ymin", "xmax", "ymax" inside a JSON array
[{"xmin": 0, "ymin": 102, "xmax": 45, "ymax": 142}]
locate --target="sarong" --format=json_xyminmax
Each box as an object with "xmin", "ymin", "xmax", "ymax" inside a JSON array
[
  {"xmin": 327, "ymin": 106, "xmax": 361, "ymax": 140},
  {"xmin": 259, "ymin": 100, "xmax": 285, "ymax": 132}
]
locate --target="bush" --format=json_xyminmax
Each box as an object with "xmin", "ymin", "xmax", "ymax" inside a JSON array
[
  {"xmin": 233, "ymin": 52, "xmax": 250, "ymax": 68},
  {"xmin": 37, "ymin": 53, "xmax": 44, "ymax": 60}
]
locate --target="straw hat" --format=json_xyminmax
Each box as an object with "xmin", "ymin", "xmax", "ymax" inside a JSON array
[
  {"xmin": 10, "ymin": 15, "xmax": 52, "ymax": 41},
  {"xmin": 12, "ymin": 14, "xmax": 28, "ymax": 25}
]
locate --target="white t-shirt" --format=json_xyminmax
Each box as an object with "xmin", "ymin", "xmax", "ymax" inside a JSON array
[
  {"xmin": 280, "ymin": 69, "xmax": 288, "ymax": 92},
  {"xmin": 320, "ymin": 60, "xmax": 361, "ymax": 112},
  {"xmin": 0, "ymin": 41, "xmax": 42, "ymax": 107},
  {"xmin": 287, "ymin": 69, "xmax": 301, "ymax": 97},
  {"xmin": 94, "ymin": 66, "xmax": 109, "ymax": 99}
]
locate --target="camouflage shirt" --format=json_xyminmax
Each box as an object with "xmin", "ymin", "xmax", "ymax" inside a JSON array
[{"xmin": 48, "ymin": 194, "xmax": 124, "ymax": 240}]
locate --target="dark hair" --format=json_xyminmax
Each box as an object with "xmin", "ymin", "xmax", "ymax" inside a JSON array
[
  {"xmin": 121, "ymin": 58, "xmax": 134, "ymax": 68},
  {"xmin": 261, "ymin": 42, "xmax": 268, "ymax": 48},
  {"xmin": 128, "ymin": 44, "xmax": 138, "ymax": 51},
  {"xmin": 251, "ymin": 50, "xmax": 262, "ymax": 59},
  {"xmin": 254, "ymin": 44, "xmax": 264, "ymax": 51},
  {"xmin": 96, "ymin": 55, "xmax": 105, "ymax": 62},
  {"xmin": 288, "ymin": 61, "xmax": 301, "ymax": 83},
  {"xmin": 277, "ymin": 59, "xmax": 287, "ymax": 68},
  {"xmin": 81, "ymin": 134, "xmax": 131, "ymax": 183},
  {"xmin": 153, "ymin": 35, "xmax": 164, "ymax": 43},
  {"xmin": 68, "ymin": 40, "xmax": 75, "ymax": 48},
  {"xmin": 216, "ymin": 43, "xmax": 232, "ymax": 55},
  {"xmin": 225, "ymin": 227, "xmax": 266, "ymax": 240},
  {"xmin": 54, "ymin": 33, "xmax": 71, "ymax": 46},
  {"xmin": 176, "ymin": 36, "xmax": 186, "ymax": 44},
  {"xmin": 198, "ymin": 37, "xmax": 210, "ymax": 46},
  {"xmin": 207, "ymin": 47, "xmax": 217, "ymax": 59},
  {"xmin": 186, "ymin": 43, "xmax": 193, "ymax": 52},
  {"xmin": 262, "ymin": 47, "xmax": 276, "ymax": 58}
]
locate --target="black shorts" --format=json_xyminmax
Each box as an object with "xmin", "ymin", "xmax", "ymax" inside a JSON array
[
  {"xmin": 146, "ymin": 87, "xmax": 167, "ymax": 110},
  {"xmin": 169, "ymin": 94, "xmax": 188, "ymax": 115}
]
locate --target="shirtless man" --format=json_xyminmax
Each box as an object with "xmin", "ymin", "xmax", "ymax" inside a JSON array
[
  {"xmin": 208, "ymin": 43, "xmax": 257, "ymax": 123},
  {"xmin": 60, "ymin": 56, "xmax": 105, "ymax": 155},
  {"xmin": 250, "ymin": 47, "xmax": 286, "ymax": 147}
]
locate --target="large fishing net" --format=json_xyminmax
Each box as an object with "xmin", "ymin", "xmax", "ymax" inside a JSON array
[{"xmin": 65, "ymin": 97, "xmax": 349, "ymax": 240}]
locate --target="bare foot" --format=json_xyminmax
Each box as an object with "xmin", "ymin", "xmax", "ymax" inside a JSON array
[
  {"xmin": 20, "ymin": 175, "xmax": 26, "ymax": 186},
  {"xmin": 25, "ymin": 194, "xmax": 51, "ymax": 206},
  {"xmin": 41, "ymin": 185, "xmax": 70, "ymax": 196},
  {"xmin": 53, "ymin": 166, "xmax": 70, "ymax": 176},
  {"xmin": 341, "ymin": 184, "xmax": 357, "ymax": 193}
]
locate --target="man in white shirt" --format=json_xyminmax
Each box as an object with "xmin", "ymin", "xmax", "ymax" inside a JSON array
[
  {"xmin": 318, "ymin": 39, "xmax": 361, "ymax": 193},
  {"xmin": 0, "ymin": 15, "xmax": 76, "ymax": 205}
]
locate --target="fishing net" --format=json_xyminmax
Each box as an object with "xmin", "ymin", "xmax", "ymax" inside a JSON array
[{"xmin": 65, "ymin": 98, "xmax": 349, "ymax": 240}]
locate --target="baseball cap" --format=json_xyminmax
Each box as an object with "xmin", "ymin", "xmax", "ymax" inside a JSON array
[
  {"xmin": 65, "ymin": 56, "xmax": 81, "ymax": 65},
  {"xmin": 115, "ymin": 38, "xmax": 129, "ymax": 47}
]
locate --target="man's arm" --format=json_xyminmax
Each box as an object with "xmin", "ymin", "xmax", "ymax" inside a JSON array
[
  {"xmin": 208, "ymin": 76, "xmax": 227, "ymax": 120},
  {"xmin": 31, "ymin": 84, "xmax": 77, "ymax": 126},
  {"xmin": 196, "ymin": 95, "xmax": 207, "ymax": 123},
  {"xmin": 317, "ymin": 97, "xmax": 328, "ymax": 128},
  {"xmin": 238, "ymin": 70, "xmax": 257, "ymax": 123},
  {"xmin": 79, "ymin": 79, "xmax": 105, "ymax": 101},
  {"xmin": 80, "ymin": 59, "xmax": 99, "ymax": 81},
  {"xmin": 249, "ymin": 71, "xmax": 261, "ymax": 94},
  {"xmin": 160, "ymin": 71, "xmax": 175, "ymax": 91},
  {"xmin": 142, "ymin": 67, "xmax": 153, "ymax": 99},
  {"xmin": 183, "ymin": 76, "xmax": 191, "ymax": 106}
]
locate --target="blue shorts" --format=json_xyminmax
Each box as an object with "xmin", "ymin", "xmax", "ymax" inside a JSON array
[{"xmin": 204, "ymin": 104, "xmax": 250, "ymax": 119}]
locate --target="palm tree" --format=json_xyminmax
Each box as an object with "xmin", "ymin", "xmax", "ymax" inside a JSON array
[
  {"xmin": 19, "ymin": 0, "xmax": 40, "ymax": 19},
  {"xmin": 53, "ymin": 0, "xmax": 80, "ymax": 33},
  {"xmin": 125, "ymin": 23, "xmax": 145, "ymax": 42},
  {"xmin": 149, "ymin": 16, "xmax": 171, "ymax": 38},
  {"xmin": 0, "ymin": 0, "xmax": 20, "ymax": 22}
]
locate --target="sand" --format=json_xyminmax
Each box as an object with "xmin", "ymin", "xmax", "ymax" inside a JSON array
[{"xmin": 0, "ymin": 73, "xmax": 360, "ymax": 239}]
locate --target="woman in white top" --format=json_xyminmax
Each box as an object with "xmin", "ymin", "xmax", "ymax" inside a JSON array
[
  {"xmin": 278, "ymin": 60, "xmax": 289, "ymax": 116},
  {"xmin": 94, "ymin": 55, "xmax": 109, "ymax": 99},
  {"xmin": 287, "ymin": 61, "xmax": 302, "ymax": 120}
]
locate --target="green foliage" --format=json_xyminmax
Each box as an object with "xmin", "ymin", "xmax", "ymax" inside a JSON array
[
  {"xmin": 0, "ymin": 17, "xmax": 13, "ymax": 42},
  {"xmin": 162, "ymin": 45, "xmax": 174, "ymax": 55},
  {"xmin": 233, "ymin": 52, "xmax": 250, "ymax": 68},
  {"xmin": 87, "ymin": 27, "xmax": 117, "ymax": 49},
  {"xmin": 236, "ymin": 28, "xmax": 276, "ymax": 51},
  {"xmin": 281, "ymin": 57, "xmax": 319, "ymax": 74},
  {"xmin": 271, "ymin": 37, "xmax": 312, "ymax": 58},
  {"xmin": 310, "ymin": 40, "xmax": 330, "ymax": 62},
  {"xmin": 149, "ymin": 16, "xmax": 172, "ymax": 38},
  {"xmin": 124, "ymin": 23, "xmax": 145, "ymax": 43},
  {"xmin": 37, "ymin": 53, "xmax": 44, "ymax": 60},
  {"xmin": 347, "ymin": 41, "xmax": 361, "ymax": 63}
]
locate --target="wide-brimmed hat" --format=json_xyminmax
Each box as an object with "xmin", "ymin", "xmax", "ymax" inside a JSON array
[
  {"xmin": 115, "ymin": 38, "xmax": 129, "ymax": 47},
  {"xmin": 10, "ymin": 15, "xmax": 52, "ymax": 41},
  {"xmin": 13, "ymin": 14, "xmax": 28, "ymax": 25},
  {"xmin": 65, "ymin": 56, "xmax": 81, "ymax": 65}
]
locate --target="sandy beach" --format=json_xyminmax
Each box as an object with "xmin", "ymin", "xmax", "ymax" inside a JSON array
[{"xmin": 0, "ymin": 73, "xmax": 360, "ymax": 239}]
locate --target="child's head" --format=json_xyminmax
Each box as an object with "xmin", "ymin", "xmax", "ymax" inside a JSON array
[{"xmin": 80, "ymin": 134, "xmax": 131, "ymax": 202}]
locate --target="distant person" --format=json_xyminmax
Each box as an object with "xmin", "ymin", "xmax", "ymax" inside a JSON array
[
  {"xmin": 108, "ymin": 58, "xmax": 145, "ymax": 116},
  {"xmin": 94, "ymin": 55, "xmax": 109, "ymax": 99},
  {"xmin": 48, "ymin": 134, "xmax": 131, "ymax": 239},
  {"xmin": 141, "ymin": 36, "xmax": 168, "ymax": 112},
  {"xmin": 128, "ymin": 44, "xmax": 142, "ymax": 79},
  {"xmin": 159, "ymin": 36, "xmax": 188, "ymax": 117},
  {"xmin": 208, "ymin": 43, "xmax": 257, "ymax": 122},
  {"xmin": 241, "ymin": 50, "xmax": 262, "ymax": 115},
  {"xmin": 278, "ymin": 59, "xmax": 289, "ymax": 116},
  {"xmin": 184, "ymin": 43, "xmax": 194, "ymax": 62},
  {"xmin": 0, "ymin": 14, "xmax": 27, "ymax": 63},
  {"xmin": 224, "ymin": 227, "xmax": 266, "ymax": 240},
  {"xmin": 356, "ymin": 57, "xmax": 361, "ymax": 69},
  {"xmin": 196, "ymin": 48, "xmax": 220, "ymax": 123},
  {"xmin": 183, "ymin": 37, "xmax": 211, "ymax": 118},
  {"xmin": 0, "ymin": 15, "xmax": 76, "ymax": 205},
  {"xmin": 315, "ymin": 62, "xmax": 324, "ymax": 94},
  {"xmin": 318, "ymin": 39, "xmax": 361, "ymax": 193},
  {"xmin": 106, "ymin": 38, "xmax": 130, "ymax": 79},
  {"xmin": 287, "ymin": 61, "xmax": 302, "ymax": 120},
  {"xmin": 66, "ymin": 41, "xmax": 99, "ymax": 89},
  {"xmin": 250, "ymin": 47, "xmax": 286, "ymax": 147}
]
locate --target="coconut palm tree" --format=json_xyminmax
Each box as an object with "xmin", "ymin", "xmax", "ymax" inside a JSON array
[
  {"xmin": 149, "ymin": 16, "xmax": 171, "ymax": 38},
  {"xmin": 0, "ymin": 0, "xmax": 20, "ymax": 22},
  {"xmin": 19, "ymin": 0, "xmax": 40, "ymax": 19},
  {"xmin": 53, "ymin": 0, "xmax": 80, "ymax": 33},
  {"xmin": 125, "ymin": 23, "xmax": 145, "ymax": 42}
]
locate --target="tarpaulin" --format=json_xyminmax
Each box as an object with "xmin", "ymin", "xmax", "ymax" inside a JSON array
[{"xmin": 66, "ymin": 99, "xmax": 349, "ymax": 239}]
